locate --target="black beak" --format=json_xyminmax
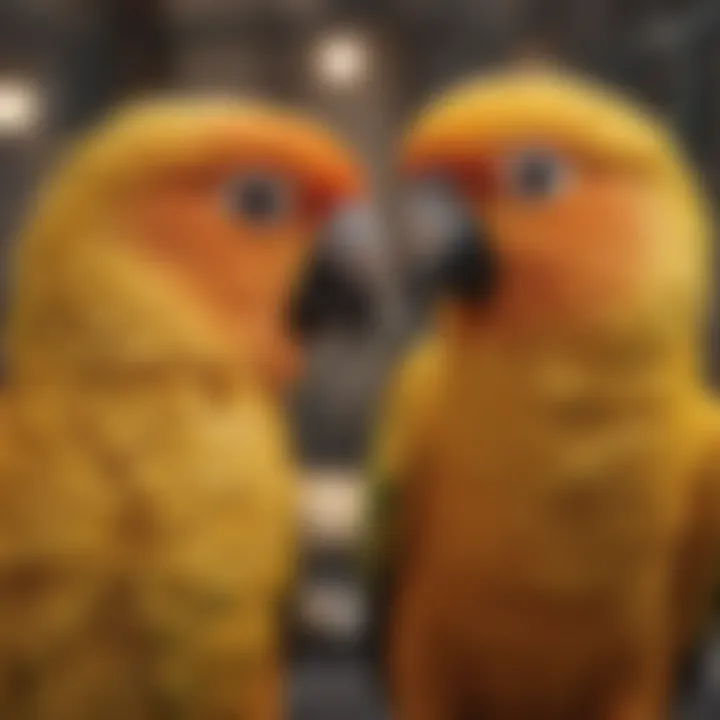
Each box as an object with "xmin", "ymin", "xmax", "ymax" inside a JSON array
[
  {"xmin": 288, "ymin": 206, "xmax": 380, "ymax": 339},
  {"xmin": 435, "ymin": 218, "xmax": 499, "ymax": 303},
  {"xmin": 404, "ymin": 179, "xmax": 499, "ymax": 306},
  {"xmin": 288, "ymin": 250, "xmax": 374, "ymax": 339}
]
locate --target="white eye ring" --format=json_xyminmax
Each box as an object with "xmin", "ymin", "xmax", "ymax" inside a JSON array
[
  {"xmin": 224, "ymin": 172, "xmax": 291, "ymax": 225},
  {"xmin": 504, "ymin": 147, "xmax": 573, "ymax": 201}
]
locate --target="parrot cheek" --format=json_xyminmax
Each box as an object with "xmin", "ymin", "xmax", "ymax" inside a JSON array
[
  {"xmin": 535, "ymin": 247, "xmax": 645, "ymax": 328},
  {"xmin": 490, "ymin": 182, "xmax": 669, "ymax": 329},
  {"xmin": 224, "ymin": 297, "xmax": 304, "ymax": 389},
  {"xmin": 127, "ymin": 189, "xmax": 313, "ymax": 373},
  {"xmin": 492, "ymin": 252, "xmax": 619, "ymax": 332},
  {"xmin": 249, "ymin": 322, "xmax": 304, "ymax": 390}
]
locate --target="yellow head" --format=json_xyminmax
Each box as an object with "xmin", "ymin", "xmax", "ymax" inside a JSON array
[
  {"xmin": 7, "ymin": 99, "xmax": 374, "ymax": 386},
  {"xmin": 401, "ymin": 68, "xmax": 712, "ymax": 357}
]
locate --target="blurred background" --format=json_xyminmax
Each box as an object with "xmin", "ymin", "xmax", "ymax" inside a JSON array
[{"xmin": 0, "ymin": 0, "xmax": 719, "ymax": 717}]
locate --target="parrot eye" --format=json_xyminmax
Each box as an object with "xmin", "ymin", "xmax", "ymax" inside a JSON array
[
  {"xmin": 225, "ymin": 173, "xmax": 289, "ymax": 225},
  {"xmin": 505, "ymin": 148, "xmax": 571, "ymax": 201}
]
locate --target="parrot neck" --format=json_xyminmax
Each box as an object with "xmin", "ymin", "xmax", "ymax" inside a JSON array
[
  {"xmin": 438, "ymin": 308, "xmax": 706, "ymax": 418},
  {"xmin": 437, "ymin": 295, "xmax": 706, "ymax": 393},
  {"xmin": 5, "ymin": 356, "xmax": 285, "ymax": 496}
]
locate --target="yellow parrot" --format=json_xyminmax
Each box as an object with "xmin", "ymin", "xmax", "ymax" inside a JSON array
[
  {"xmin": 366, "ymin": 67, "xmax": 720, "ymax": 720},
  {"xmin": 0, "ymin": 99, "xmax": 371, "ymax": 719}
]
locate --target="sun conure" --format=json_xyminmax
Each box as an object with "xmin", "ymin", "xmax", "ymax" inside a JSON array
[
  {"xmin": 366, "ymin": 67, "xmax": 720, "ymax": 720},
  {"xmin": 0, "ymin": 98, "xmax": 372, "ymax": 720}
]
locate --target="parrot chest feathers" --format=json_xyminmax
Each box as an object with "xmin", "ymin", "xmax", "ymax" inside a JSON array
[
  {"xmin": 4, "ymin": 368, "xmax": 295, "ymax": 688},
  {"xmin": 434, "ymin": 342, "xmax": 691, "ymax": 604}
]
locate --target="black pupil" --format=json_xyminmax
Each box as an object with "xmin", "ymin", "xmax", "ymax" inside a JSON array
[
  {"xmin": 235, "ymin": 179, "xmax": 280, "ymax": 221},
  {"xmin": 516, "ymin": 154, "xmax": 557, "ymax": 197}
]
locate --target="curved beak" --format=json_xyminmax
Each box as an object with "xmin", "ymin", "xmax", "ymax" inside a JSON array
[
  {"xmin": 289, "ymin": 203, "xmax": 383, "ymax": 339},
  {"xmin": 404, "ymin": 179, "xmax": 499, "ymax": 304}
]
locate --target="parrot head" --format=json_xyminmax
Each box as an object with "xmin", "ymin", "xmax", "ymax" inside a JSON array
[
  {"xmin": 401, "ymin": 68, "xmax": 712, "ymax": 354},
  {"xmin": 7, "ymin": 100, "xmax": 378, "ymax": 387}
]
